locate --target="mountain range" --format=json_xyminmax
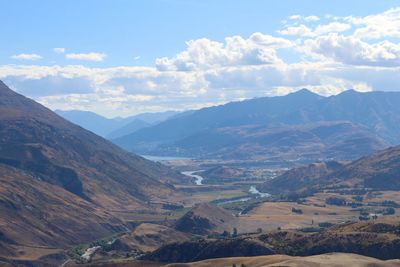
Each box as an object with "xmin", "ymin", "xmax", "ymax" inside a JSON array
[
  {"xmin": 113, "ymin": 89, "xmax": 400, "ymax": 161},
  {"xmin": 56, "ymin": 109, "xmax": 179, "ymax": 138},
  {"xmin": 0, "ymin": 81, "xmax": 185, "ymax": 262}
]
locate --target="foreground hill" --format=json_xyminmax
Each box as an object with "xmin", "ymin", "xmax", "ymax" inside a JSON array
[
  {"xmin": 261, "ymin": 144, "xmax": 400, "ymax": 193},
  {"xmin": 0, "ymin": 81, "xmax": 185, "ymax": 262},
  {"xmin": 141, "ymin": 220, "xmax": 400, "ymax": 263},
  {"xmin": 164, "ymin": 253, "xmax": 400, "ymax": 267},
  {"xmin": 113, "ymin": 89, "xmax": 400, "ymax": 161},
  {"xmin": 70, "ymin": 253, "xmax": 400, "ymax": 267}
]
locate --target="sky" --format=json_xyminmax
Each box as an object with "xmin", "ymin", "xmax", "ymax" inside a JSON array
[{"xmin": 1, "ymin": 0, "xmax": 400, "ymax": 117}]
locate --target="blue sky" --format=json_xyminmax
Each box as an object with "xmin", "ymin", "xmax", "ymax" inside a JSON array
[{"xmin": 1, "ymin": 1, "xmax": 400, "ymax": 117}]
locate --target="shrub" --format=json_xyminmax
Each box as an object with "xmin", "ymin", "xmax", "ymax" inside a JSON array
[{"xmin": 326, "ymin": 197, "xmax": 346, "ymax": 206}]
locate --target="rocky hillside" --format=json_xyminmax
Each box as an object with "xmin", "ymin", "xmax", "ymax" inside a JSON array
[{"xmin": 0, "ymin": 81, "xmax": 185, "ymax": 262}]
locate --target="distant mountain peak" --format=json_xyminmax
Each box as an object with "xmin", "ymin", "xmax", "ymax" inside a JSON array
[
  {"xmin": 288, "ymin": 88, "xmax": 321, "ymax": 97},
  {"xmin": 338, "ymin": 89, "xmax": 360, "ymax": 95}
]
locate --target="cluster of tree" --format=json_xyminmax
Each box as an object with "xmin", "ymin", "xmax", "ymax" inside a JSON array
[
  {"xmin": 367, "ymin": 200, "xmax": 400, "ymax": 208},
  {"xmin": 208, "ymin": 228, "xmax": 239, "ymax": 239},
  {"xmin": 326, "ymin": 197, "xmax": 347, "ymax": 206},
  {"xmin": 291, "ymin": 207, "xmax": 303, "ymax": 214}
]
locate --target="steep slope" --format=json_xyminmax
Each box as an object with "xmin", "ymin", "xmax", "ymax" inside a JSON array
[
  {"xmin": 0, "ymin": 164, "xmax": 126, "ymax": 260},
  {"xmin": 0, "ymin": 80, "xmax": 186, "ymax": 262},
  {"xmin": 113, "ymin": 89, "xmax": 396, "ymax": 161},
  {"xmin": 0, "ymin": 80, "xmax": 183, "ymax": 210}
]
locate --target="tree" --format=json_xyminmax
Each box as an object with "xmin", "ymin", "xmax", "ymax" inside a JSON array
[{"xmin": 232, "ymin": 228, "xmax": 238, "ymax": 237}]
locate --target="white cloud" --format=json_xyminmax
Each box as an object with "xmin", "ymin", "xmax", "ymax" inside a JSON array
[
  {"xmin": 304, "ymin": 33, "xmax": 400, "ymax": 67},
  {"xmin": 2, "ymin": 7, "xmax": 400, "ymax": 116},
  {"xmin": 278, "ymin": 24, "xmax": 314, "ymax": 37},
  {"xmin": 279, "ymin": 22, "xmax": 350, "ymax": 37},
  {"xmin": 156, "ymin": 33, "xmax": 293, "ymax": 71},
  {"xmin": 54, "ymin": 48, "xmax": 66, "ymax": 54},
  {"xmin": 2, "ymin": 59, "xmax": 398, "ymax": 117},
  {"xmin": 347, "ymin": 7, "xmax": 400, "ymax": 39},
  {"xmin": 65, "ymin": 52, "xmax": 106, "ymax": 62},
  {"xmin": 304, "ymin": 15, "xmax": 320, "ymax": 22},
  {"xmin": 287, "ymin": 15, "xmax": 319, "ymax": 22},
  {"xmin": 314, "ymin": 22, "xmax": 351, "ymax": 35},
  {"xmin": 11, "ymin": 53, "xmax": 42, "ymax": 61},
  {"xmin": 289, "ymin": 15, "xmax": 302, "ymax": 20}
]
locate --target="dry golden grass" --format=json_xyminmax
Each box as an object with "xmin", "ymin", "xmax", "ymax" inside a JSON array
[
  {"xmin": 164, "ymin": 253, "xmax": 400, "ymax": 267},
  {"xmin": 82, "ymin": 254, "xmax": 400, "ymax": 267},
  {"xmin": 237, "ymin": 201, "xmax": 358, "ymax": 232}
]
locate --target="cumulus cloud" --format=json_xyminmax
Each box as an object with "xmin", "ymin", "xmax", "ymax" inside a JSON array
[
  {"xmin": 347, "ymin": 7, "xmax": 400, "ymax": 39},
  {"xmin": 304, "ymin": 33, "xmax": 400, "ymax": 67},
  {"xmin": 65, "ymin": 52, "xmax": 106, "ymax": 62},
  {"xmin": 156, "ymin": 32, "xmax": 293, "ymax": 71},
  {"xmin": 11, "ymin": 53, "xmax": 42, "ymax": 61}
]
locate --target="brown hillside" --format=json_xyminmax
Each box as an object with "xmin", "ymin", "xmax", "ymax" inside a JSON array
[
  {"xmin": 0, "ymin": 80, "xmax": 185, "ymax": 262},
  {"xmin": 174, "ymin": 203, "xmax": 238, "ymax": 235}
]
